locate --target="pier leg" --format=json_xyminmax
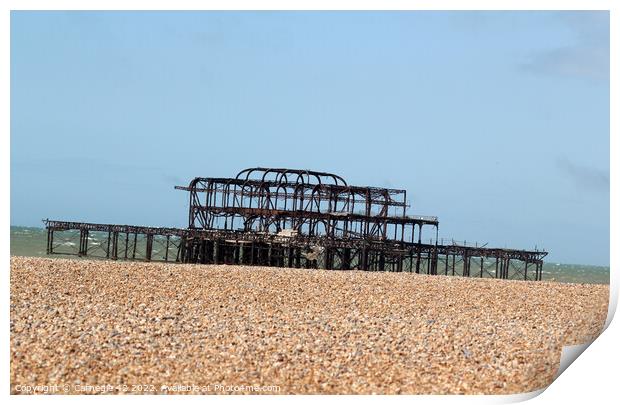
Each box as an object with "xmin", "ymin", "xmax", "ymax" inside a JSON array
[
  {"xmin": 79, "ymin": 229, "xmax": 89, "ymax": 257},
  {"xmin": 106, "ymin": 231, "xmax": 111, "ymax": 259},
  {"xmin": 145, "ymin": 234, "xmax": 153, "ymax": 261},
  {"xmin": 111, "ymin": 231, "xmax": 119, "ymax": 260},
  {"xmin": 178, "ymin": 237, "xmax": 186, "ymax": 262},
  {"xmin": 426, "ymin": 253, "xmax": 431, "ymax": 275},
  {"xmin": 198, "ymin": 239, "xmax": 204, "ymax": 263},
  {"xmin": 462, "ymin": 253, "xmax": 468, "ymax": 277},
  {"xmin": 415, "ymin": 247, "xmax": 421, "ymax": 274},
  {"xmin": 46, "ymin": 229, "xmax": 52, "ymax": 254},
  {"xmin": 342, "ymin": 248, "xmax": 351, "ymax": 270},
  {"xmin": 214, "ymin": 240, "xmax": 220, "ymax": 264},
  {"xmin": 234, "ymin": 243, "xmax": 240, "ymax": 264},
  {"xmin": 287, "ymin": 246, "xmax": 294, "ymax": 267},
  {"xmin": 324, "ymin": 248, "xmax": 332, "ymax": 270},
  {"xmin": 452, "ymin": 254, "xmax": 456, "ymax": 276},
  {"xmin": 131, "ymin": 233, "xmax": 138, "ymax": 259},
  {"xmin": 124, "ymin": 233, "xmax": 129, "ymax": 259},
  {"xmin": 360, "ymin": 247, "xmax": 368, "ymax": 271}
]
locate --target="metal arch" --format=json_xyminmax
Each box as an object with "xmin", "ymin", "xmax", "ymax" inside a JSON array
[{"xmin": 235, "ymin": 167, "xmax": 347, "ymax": 186}]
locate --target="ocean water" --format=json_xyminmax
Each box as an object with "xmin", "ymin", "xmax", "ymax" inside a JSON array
[{"xmin": 9, "ymin": 226, "xmax": 610, "ymax": 284}]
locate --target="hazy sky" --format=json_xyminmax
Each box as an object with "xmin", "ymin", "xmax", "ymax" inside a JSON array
[{"xmin": 11, "ymin": 11, "xmax": 609, "ymax": 265}]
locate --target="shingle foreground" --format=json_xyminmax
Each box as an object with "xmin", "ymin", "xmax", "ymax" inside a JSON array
[{"xmin": 10, "ymin": 257, "xmax": 608, "ymax": 395}]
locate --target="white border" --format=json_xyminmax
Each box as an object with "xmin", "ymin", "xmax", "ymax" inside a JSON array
[{"xmin": 3, "ymin": 1, "xmax": 616, "ymax": 404}]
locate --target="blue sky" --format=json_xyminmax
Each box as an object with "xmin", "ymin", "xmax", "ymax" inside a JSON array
[{"xmin": 10, "ymin": 11, "xmax": 609, "ymax": 265}]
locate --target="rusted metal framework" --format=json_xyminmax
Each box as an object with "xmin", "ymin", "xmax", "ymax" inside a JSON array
[
  {"xmin": 175, "ymin": 167, "xmax": 438, "ymax": 242},
  {"xmin": 44, "ymin": 167, "xmax": 548, "ymax": 281}
]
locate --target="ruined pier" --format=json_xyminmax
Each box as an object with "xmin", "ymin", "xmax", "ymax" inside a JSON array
[{"xmin": 45, "ymin": 167, "xmax": 547, "ymax": 281}]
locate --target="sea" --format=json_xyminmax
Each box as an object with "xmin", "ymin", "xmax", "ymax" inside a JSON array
[{"xmin": 9, "ymin": 226, "xmax": 610, "ymax": 285}]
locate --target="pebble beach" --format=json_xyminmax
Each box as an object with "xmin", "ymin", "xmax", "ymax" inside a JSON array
[{"xmin": 10, "ymin": 256, "xmax": 609, "ymax": 394}]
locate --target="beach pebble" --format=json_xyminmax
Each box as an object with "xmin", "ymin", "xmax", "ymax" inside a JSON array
[{"xmin": 10, "ymin": 257, "xmax": 609, "ymax": 394}]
